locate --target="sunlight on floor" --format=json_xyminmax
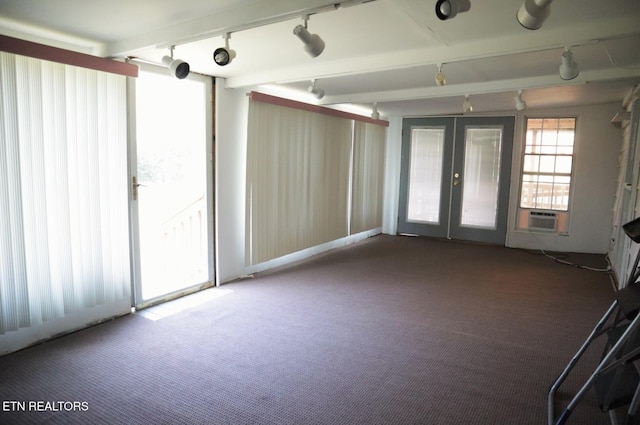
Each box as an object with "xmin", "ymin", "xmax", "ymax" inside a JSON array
[{"xmin": 135, "ymin": 287, "xmax": 233, "ymax": 321}]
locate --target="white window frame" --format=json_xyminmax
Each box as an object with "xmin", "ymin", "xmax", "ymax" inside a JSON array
[
  {"xmin": 519, "ymin": 117, "xmax": 577, "ymax": 212},
  {"xmin": 516, "ymin": 116, "xmax": 578, "ymax": 234}
]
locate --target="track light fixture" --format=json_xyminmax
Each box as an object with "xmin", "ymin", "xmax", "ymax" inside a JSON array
[
  {"xmin": 516, "ymin": 0, "xmax": 553, "ymax": 30},
  {"xmin": 515, "ymin": 90, "xmax": 527, "ymax": 111},
  {"xmin": 213, "ymin": 33, "xmax": 236, "ymax": 66},
  {"xmin": 559, "ymin": 47, "xmax": 579, "ymax": 80},
  {"xmin": 293, "ymin": 17, "xmax": 325, "ymax": 58},
  {"xmin": 435, "ymin": 0, "xmax": 471, "ymax": 21},
  {"xmin": 371, "ymin": 102, "xmax": 380, "ymax": 120},
  {"xmin": 161, "ymin": 47, "xmax": 190, "ymax": 79},
  {"xmin": 435, "ymin": 63, "xmax": 446, "ymax": 86},
  {"xmin": 308, "ymin": 79, "xmax": 325, "ymax": 99},
  {"xmin": 463, "ymin": 95, "xmax": 473, "ymax": 113}
]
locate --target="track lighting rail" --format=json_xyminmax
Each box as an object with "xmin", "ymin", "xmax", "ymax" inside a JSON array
[{"xmin": 155, "ymin": 0, "xmax": 377, "ymax": 51}]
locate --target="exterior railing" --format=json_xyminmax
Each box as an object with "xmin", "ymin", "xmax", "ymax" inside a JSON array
[{"xmin": 160, "ymin": 194, "xmax": 207, "ymax": 284}]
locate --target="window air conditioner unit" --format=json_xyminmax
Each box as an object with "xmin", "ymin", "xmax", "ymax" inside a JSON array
[{"xmin": 528, "ymin": 211, "xmax": 557, "ymax": 231}]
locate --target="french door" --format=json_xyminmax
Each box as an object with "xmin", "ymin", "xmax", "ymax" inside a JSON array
[
  {"xmin": 129, "ymin": 65, "xmax": 214, "ymax": 308},
  {"xmin": 398, "ymin": 116, "xmax": 514, "ymax": 244}
]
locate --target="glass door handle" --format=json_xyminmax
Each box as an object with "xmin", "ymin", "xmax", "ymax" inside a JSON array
[
  {"xmin": 131, "ymin": 176, "xmax": 148, "ymax": 200},
  {"xmin": 453, "ymin": 172, "xmax": 460, "ymax": 186},
  {"xmin": 132, "ymin": 176, "xmax": 138, "ymax": 200}
]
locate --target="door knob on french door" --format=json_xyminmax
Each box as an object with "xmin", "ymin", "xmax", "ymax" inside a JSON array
[{"xmin": 453, "ymin": 172, "xmax": 460, "ymax": 186}]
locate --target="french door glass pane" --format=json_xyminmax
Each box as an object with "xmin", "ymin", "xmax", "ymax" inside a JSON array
[
  {"xmin": 460, "ymin": 128, "xmax": 502, "ymax": 229},
  {"xmin": 407, "ymin": 128, "xmax": 444, "ymax": 223}
]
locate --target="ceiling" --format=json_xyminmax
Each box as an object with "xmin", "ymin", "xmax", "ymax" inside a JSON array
[{"xmin": 1, "ymin": 0, "xmax": 640, "ymax": 117}]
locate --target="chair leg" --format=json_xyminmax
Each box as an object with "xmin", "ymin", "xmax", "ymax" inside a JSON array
[
  {"xmin": 549, "ymin": 301, "xmax": 618, "ymax": 425},
  {"xmin": 610, "ymin": 409, "xmax": 620, "ymax": 425},
  {"xmin": 623, "ymin": 380, "xmax": 640, "ymax": 425},
  {"xmin": 557, "ymin": 310, "xmax": 640, "ymax": 425}
]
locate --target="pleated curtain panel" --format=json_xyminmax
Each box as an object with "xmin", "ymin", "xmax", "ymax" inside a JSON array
[
  {"xmin": 0, "ymin": 51, "xmax": 131, "ymax": 354},
  {"xmin": 245, "ymin": 96, "xmax": 387, "ymax": 266}
]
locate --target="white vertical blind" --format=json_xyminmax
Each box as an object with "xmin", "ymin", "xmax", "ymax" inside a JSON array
[
  {"xmin": 246, "ymin": 100, "xmax": 352, "ymax": 265},
  {"xmin": 351, "ymin": 121, "xmax": 386, "ymax": 234},
  {"xmin": 0, "ymin": 52, "xmax": 130, "ymax": 351}
]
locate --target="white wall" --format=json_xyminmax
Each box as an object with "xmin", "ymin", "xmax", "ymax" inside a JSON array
[
  {"xmin": 382, "ymin": 116, "xmax": 402, "ymax": 235},
  {"xmin": 214, "ymin": 80, "xmax": 248, "ymax": 284},
  {"xmin": 381, "ymin": 103, "xmax": 623, "ymax": 254},
  {"xmin": 507, "ymin": 102, "xmax": 622, "ymax": 254}
]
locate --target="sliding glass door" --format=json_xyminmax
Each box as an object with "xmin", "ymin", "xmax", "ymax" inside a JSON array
[{"xmin": 129, "ymin": 66, "xmax": 214, "ymax": 308}]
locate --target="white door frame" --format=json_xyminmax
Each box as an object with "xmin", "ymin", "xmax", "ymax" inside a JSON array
[{"xmin": 127, "ymin": 62, "xmax": 214, "ymax": 309}]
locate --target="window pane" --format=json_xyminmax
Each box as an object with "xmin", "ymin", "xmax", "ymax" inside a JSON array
[
  {"xmin": 407, "ymin": 128, "xmax": 444, "ymax": 223},
  {"xmin": 523, "ymin": 154, "xmax": 539, "ymax": 172},
  {"xmin": 559, "ymin": 118, "xmax": 577, "ymax": 130},
  {"xmin": 539, "ymin": 155, "xmax": 556, "ymax": 173},
  {"xmin": 528, "ymin": 118, "xmax": 543, "ymax": 130},
  {"xmin": 520, "ymin": 117, "xmax": 576, "ymax": 211},
  {"xmin": 543, "ymin": 118, "xmax": 560, "ymax": 131},
  {"xmin": 526, "ymin": 129, "xmax": 540, "ymax": 153},
  {"xmin": 551, "ymin": 178, "xmax": 571, "ymax": 210},
  {"xmin": 520, "ymin": 181, "xmax": 537, "ymax": 208},
  {"xmin": 558, "ymin": 130, "xmax": 575, "ymax": 146},
  {"xmin": 539, "ymin": 174, "xmax": 554, "ymax": 184},
  {"xmin": 555, "ymin": 156, "xmax": 572, "ymax": 174}
]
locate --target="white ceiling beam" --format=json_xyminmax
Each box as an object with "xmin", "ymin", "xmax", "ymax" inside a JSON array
[
  {"xmin": 104, "ymin": 0, "xmax": 377, "ymax": 58},
  {"xmin": 224, "ymin": 17, "xmax": 640, "ymax": 89},
  {"xmin": 319, "ymin": 67, "xmax": 640, "ymax": 105}
]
